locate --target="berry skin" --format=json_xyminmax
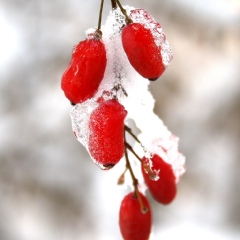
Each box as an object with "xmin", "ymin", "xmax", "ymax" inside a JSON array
[
  {"xmin": 142, "ymin": 154, "xmax": 177, "ymax": 204},
  {"xmin": 119, "ymin": 192, "xmax": 152, "ymax": 240},
  {"xmin": 122, "ymin": 23, "xmax": 165, "ymax": 80},
  {"xmin": 88, "ymin": 99, "xmax": 127, "ymax": 169},
  {"xmin": 61, "ymin": 38, "xmax": 107, "ymax": 104}
]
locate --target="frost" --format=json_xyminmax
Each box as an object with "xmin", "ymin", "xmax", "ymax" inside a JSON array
[
  {"xmin": 142, "ymin": 157, "xmax": 160, "ymax": 181},
  {"xmin": 70, "ymin": 5, "xmax": 185, "ymax": 181},
  {"xmin": 148, "ymin": 136, "xmax": 186, "ymax": 182},
  {"xmin": 161, "ymin": 41, "xmax": 173, "ymax": 66},
  {"xmin": 70, "ymin": 99, "xmax": 98, "ymax": 149}
]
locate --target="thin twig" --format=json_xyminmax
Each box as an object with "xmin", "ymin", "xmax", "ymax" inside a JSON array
[
  {"xmin": 115, "ymin": 0, "xmax": 132, "ymax": 24},
  {"xmin": 124, "ymin": 125, "xmax": 141, "ymax": 144},
  {"xmin": 111, "ymin": 0, "xmax": 117, "ymax": 9},
  {"xmin": 124, "ymin": 130, "xmax": 148, "ymax": 213},
  {"xmin": 125, "ymin": 142, "xmax": 142, "ymax": 163},
  {"xmin": 96, "ymin": 0, "xmax": 104, "ymax": 38}
]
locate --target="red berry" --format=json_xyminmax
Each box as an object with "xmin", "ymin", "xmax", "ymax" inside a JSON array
[
  {"xmin": 142, "ymin": 154, "xmax": 177, "ymax": 204},
  {"xmin": 88, "ymin": 99, "xmax": 127, "ymax": 169},
  {"xmin": 122, "ymin": 23, "xmax": 165, "ymax": 80},
  {"xmin": 61, "ymin": 38, "xmax": 107, "ymax": 104},
  {"xmin": 119, "ymin": 192, "xmax": 152, "ymax": 240}
]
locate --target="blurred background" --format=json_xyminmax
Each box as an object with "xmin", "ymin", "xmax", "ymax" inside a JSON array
[{"xmin": 0, "ymin": 0, "xmax": 240, "ymax": 239}]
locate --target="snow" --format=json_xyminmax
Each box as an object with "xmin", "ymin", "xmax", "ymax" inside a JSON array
[
  {"xmin": 70, "ymin": 99, "xmax": 98, "ymax": 149},
  {"xmin": 70, "ymin": 6, "xmax": 185, "ymax": 181}
]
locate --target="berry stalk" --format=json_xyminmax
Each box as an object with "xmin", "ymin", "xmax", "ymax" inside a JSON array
[
  {"xmin": 110, "ymin": 0, "xmax": 117, "ymax": 9},
  {"xmin": 125, "ymin": 125, "xmax": 150, "ymax": 154},
  {"xmin": 124, "ymin": 125, "xmax": 141, "ymax": 144},
  {"xmin": 124, "ymin": 127, "xmax": 158, "ymax": 188},
  {"xmin": 124, "ymin": 129, "xmax": 148, "ymax": 214},
  {"xmin": 125, "ymin": 141, "xmax": 142, "ymax": 163},
  {"xmin": 115, "ymin": 0, "xmax": 132, "ymax": 24},
  {"xmin": 96, "ymin": 0, "xmax": 105, "ymax": 38}
]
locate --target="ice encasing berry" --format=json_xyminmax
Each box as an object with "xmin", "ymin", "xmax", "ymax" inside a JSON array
[
  {"xmin": 142, "ymin": 154, "xmax": 177, "ymax": 204},
  {"xmin": 119, "ymin": 192, "xmax": 152, "ymax": 240},
  {"xmin": 61, "ymin": 38, "xmax": 107, "ymax": 104},
  {"xmin": 130, "ymin": 8, "xmax": 165, "ymax": 39},
  {"xmin": 88, "ymin": 99, "xmax": 127, "ymax": 169},
  {"xmin": 122, "ymin": 22, "xmax": 165, "ymax": 80}
]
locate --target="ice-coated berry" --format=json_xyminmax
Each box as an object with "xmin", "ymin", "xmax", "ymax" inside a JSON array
[
  {"xmin": 142, "ymin": 154, "xmax": 177, "ymax": 204},
  {"xmin": 130, "ymin": 8, "xmax": 165, "ymax": 39},
  {"xmin": 119, "ymin": 192, "xmax": 152, "ymax": 240},
  {"xmin": 88, "ymin": 99, "xmax": 127, "ymax": 169},
  {"xmin": 122, "ymin": 23, "xmax": 165, "ymax": 80},
  {"xmin": 61, "ymin": 38, "xmax": 107, "ymax": 104}
]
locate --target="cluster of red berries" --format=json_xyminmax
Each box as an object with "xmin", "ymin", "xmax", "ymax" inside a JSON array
[
  {"xmin": 61, "ymin": 1, "xmax": 184, "ymax": 239},
  {"xmin": 61, "ymin": 6, "xmax": 170, "ymax": 105},
  {"xmin": 118, "ymin": 149, "xmax": 178, "ymax": 240}
]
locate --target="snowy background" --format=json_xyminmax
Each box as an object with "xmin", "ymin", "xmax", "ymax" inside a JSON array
[{"xmin": 0, "ymin": 0, "xmax": 240, "ymax": 239}]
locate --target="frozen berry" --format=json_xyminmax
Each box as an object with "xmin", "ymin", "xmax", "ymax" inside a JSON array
[
  {"xmin": 88, "ymin": 99, "xmax": 127, "ymax": 169},
  {"xmin": 119, "ymin": 192, "xmax": 152, "ymax": 240},
  {"xmin": 61, "ymin": 38, "xmax": 107, "ymax": 104},
  {"xmin": 122, "ymin": 23, "xmax": 165, "ymax": 80},
  {"xmin": 142, "ymin": 154, "xmax": 177, "ymax": 204},
  {"xmin": 130, "ymin": 8, "xmax": 164, "ymax": 38}
]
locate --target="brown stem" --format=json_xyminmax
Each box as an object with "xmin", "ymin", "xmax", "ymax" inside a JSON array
[
  {"xmin": 125, "ymin": 141, "xmax": 157, "ymax": 181},
  {"xmin": 124, "ymin": 143, "xmax": 136, "ymax": 183},
  {"xmin": 96, "ymin": 0, "xmax": 105, "ymax": 38},
  {"xmin": 124, "ymin": 125, "xmax": 141, "ymax": 144},
  {"xmin": 115, "ymin": 0, "xmax": 132, "ymax": 24},
  {"xmin": 124, "ymin": 130, "xmax": 148, "ymax": 213},
  {"xmin": 134, "ymin": 187, "xmax": 149, "ymax": 214},
  {"xmin": 125, "ymin": 142, "xmax": 142, "ymax": 163},
  {"xmin": 111, "ymin": 0, "xmax": 117, "ymax": 9},
  {"xmin": 125, "ymin": 125, "xmax": 150, "ymax": 155}
]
